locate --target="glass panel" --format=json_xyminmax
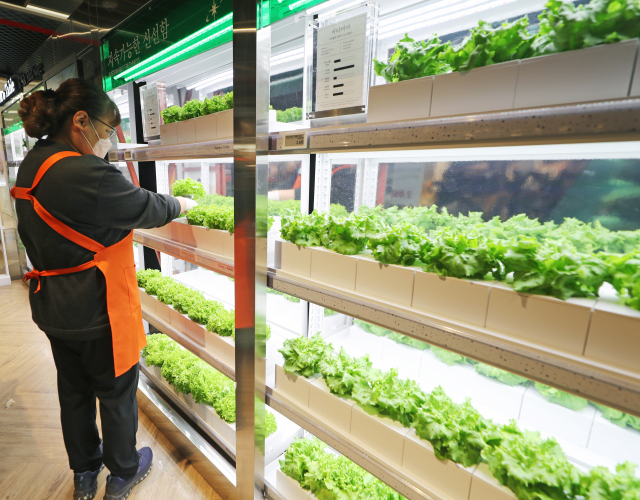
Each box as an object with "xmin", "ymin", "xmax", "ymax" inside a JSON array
[
  {"xmin": 2, "ymin": 100, "xmax": 23, "ymax": 135},
  {"xmin": 108, "ymin": 87, "xmax": 132, "ymax": 144},
  {"xmin": 316, "ymin": 146, "xmax": 640, "ymax": 231},
  {"xmin": 270, "ymin": 142, "xmax": 640, "ymax": 494},
  {"xmin": 268, "ymin": 12, "xmax": 306, "ymax": 131}
]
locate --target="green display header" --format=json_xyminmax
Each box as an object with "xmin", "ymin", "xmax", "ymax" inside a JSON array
[
  {"xmin": 101, "ymin": 0, "xmax": 232, "ymax": 91},
  {"xmin": 2, "ymin": 121, "xmax": 23, "ymax": 136},
  {"xmin": 101, "ymin": 0, "xmax": 330, "ymax": 91},
  {"xmin": 265, "ymin": 0, "xmax": 326, "ymax": 24}
]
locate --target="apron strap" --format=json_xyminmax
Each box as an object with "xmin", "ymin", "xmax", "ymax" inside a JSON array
[
  {"xmin": 24, "ymin": 260, "xmax": 97, "ymax": 293},
  {"xmin": 30, "ymin": 151, "xmax": 83, "ymax": 189},
  {"xmin": 12, "ymin": 151, "xmax": 106, "ymax": 254},
  {"xmin": 10, "ymin": 187, "xmax": 29, "ymax": 199}
]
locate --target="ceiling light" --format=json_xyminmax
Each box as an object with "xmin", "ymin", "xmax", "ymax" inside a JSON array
[{"xmin": 25, "ymin": 5, "xmax": 69, "ymax": 19}]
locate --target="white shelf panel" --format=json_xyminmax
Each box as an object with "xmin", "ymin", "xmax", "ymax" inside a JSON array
[
  {"xmin": 108, "ymin": 138, "xmax": 234, "ymax": 162},
  {"xmin": 133, "ymin": 228, "xmax": 234, "ymax": 278},
  {"xmin": 174, "ymin": 268, "xmax": 235, "ymax": 309},
  {"xmin": 266, "ymin": 98, "xmax": 640, "ymax": 155},
  {"xmin": 111, "ymin": 99, "xmax": 640, "ymax": 161}
]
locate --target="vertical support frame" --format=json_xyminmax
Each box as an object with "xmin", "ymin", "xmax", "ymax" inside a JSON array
[
  {"xmin": 201, "ymin": 162, "xmax": 211, "ymax": 194},
  {"xmin": 234, "ymin": 0, "xmax": 270, "ymax": 498},
  {"xmin": 314, "ymin": 153, "xmax": 332, "ymax": 213}
]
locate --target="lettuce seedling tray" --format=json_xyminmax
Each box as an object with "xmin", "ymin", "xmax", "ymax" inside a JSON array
[
  {"xmin": 137, "ymin": 220, "xmax": 234, "ymax": 260},
  {"xmin": 141, "ymin": 358, "xmax": 236, "ymax": 448},
  {"xmin": 274, "ymin": 241, "xmax": 640, "ymax": 375},
  {"xmin": 160, "ymin": 109, "xmax": 233, "ymax": 145},
  {"xmin": 365, "ymin": 39, "xmax": 639, "ymax": 125}
]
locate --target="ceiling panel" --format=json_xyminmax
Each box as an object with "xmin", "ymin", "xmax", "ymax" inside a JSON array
[{"xmin": 0, "ymin": 6, "xmax": 64, "ymax": 77}]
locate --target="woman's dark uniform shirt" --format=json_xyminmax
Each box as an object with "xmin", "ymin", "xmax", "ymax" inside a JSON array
[{"xmin": 15, "ymin": 139, "xmax": 180, "ymax": 339}]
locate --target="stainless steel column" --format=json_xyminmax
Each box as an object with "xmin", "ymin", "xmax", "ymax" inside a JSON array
[{"xmin": 233, "ymin": 0, "xmax": 269, "ymax": 498}]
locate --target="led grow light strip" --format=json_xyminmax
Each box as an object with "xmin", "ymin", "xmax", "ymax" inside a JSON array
[
  {"xmin": 379, "ymin": 0, "xmax": 477, "ymax": 35},
  {"xmin": 25, "ymin": 4, "xmax": 69, "ymax": 19},
  {"xmin": 287, "ymin": 0, "xmax": 318, "ymax": 11},
  {"xmin": 305, "ymin": 0, "xmax": 348, "ymax": 14},
  {"xmin": 188, "ymin": 69, "xmax": 234, "ymax": 90},
  {"xmin": 306, "ymin": 0, "xmax": 364, "ymax": 16},
  {"xmin": 122, "ymin": 24, "xmax": 233, "ymax": 82},
  {"xmin": 114, "ymin": 13, "xmax": 233, "ymax": 80},
  {"xmin": 271, "ymin": 47, "xmax": 304, "ymax": 66},
  {"xmin": 379, "ymin": 0, "xmax": 518, "ymax": 38}
]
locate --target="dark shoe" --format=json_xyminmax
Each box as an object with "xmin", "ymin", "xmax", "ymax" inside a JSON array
[
  {"xmin": 73, "ymin": 443, "xmax": 104, "ymax": 500},
  {"xmin": 73, "ymin": 465, "xmax": 105, "ymax": 500},
  {"xmin": 104, "ymin": 447, "xmax": 153, "ymax": 500}
]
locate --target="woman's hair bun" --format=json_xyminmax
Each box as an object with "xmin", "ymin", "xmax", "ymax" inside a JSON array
[
  {"xmin": 19, "ymin": 89, "xmax": 57, "ymax": 139},
  {"xmin": 41, "ymin": 88, "xmax": 57, "ymax": 100},
  {"xmin": 17, "ymin": 78, "xmax": 120, "ymax": 141}
]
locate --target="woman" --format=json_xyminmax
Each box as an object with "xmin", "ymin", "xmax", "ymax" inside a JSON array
[{"xmin": 13, "ymin": 78, "xmax": 195, "ymax": 500}]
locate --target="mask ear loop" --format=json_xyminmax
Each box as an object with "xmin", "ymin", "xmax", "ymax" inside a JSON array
[
  {"xmin": 89, "ymin": 118, "xmax": 103, "ymax": 143},
  {"xmin": 80, "ymin": 130, "xmax": 95, "ymax": 151}
]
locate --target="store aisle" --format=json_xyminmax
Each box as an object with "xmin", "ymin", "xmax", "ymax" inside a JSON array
[{"xmin": 0, "ymin": 281, "xmax": 222, "ymax": 500}]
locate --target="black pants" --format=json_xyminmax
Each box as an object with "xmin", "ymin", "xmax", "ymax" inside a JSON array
[{"xmin": 47, "ymin": 334, "xmax": 140, "ymax": 479}]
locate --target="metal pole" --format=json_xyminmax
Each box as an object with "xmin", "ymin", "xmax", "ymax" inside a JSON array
[{"xmin": 234, "ymin": 0, "xmax": 269, "ymax": 497}]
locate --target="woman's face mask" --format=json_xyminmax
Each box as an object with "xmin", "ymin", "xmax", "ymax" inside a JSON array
[{"xmin": 81, "ymin": 118, "xmax": 112, "ymax": 158}]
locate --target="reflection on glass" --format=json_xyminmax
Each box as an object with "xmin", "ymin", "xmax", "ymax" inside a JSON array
[{"xmin": 317, "ymin": 156, "xmax": 640, "ymax": 232}]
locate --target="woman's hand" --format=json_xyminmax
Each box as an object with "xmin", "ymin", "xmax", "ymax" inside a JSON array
[
  {"xmin": 175, "ymin": 197, "xmax": 198, "ymax": 214},
  {"xmin": 176, "ymin": 196, "xmax": 187, "ymax": 213},
  {"xmin": 268, "ymin": 189, "xmax": 295, "ymax": 201}
]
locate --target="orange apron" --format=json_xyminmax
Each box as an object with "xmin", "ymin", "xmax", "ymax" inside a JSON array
[{"xmin": 11, "ymin": 151, "xmax": 146, "ymax": 377}]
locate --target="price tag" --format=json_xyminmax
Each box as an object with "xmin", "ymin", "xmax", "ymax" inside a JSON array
[
  {"xmin": 282, "ymin": 132, "xmax": 307, "ymax": 149},
  {"xmin": 220, "ymin": 263, "xmax": 234, "ymax": 275},
  {"xmin": 214, "ymin": 144, "xmax": 234, "ymax": 155}
]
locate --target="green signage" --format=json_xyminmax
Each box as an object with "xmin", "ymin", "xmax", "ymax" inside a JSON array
[
  {"xmin": 2, "ymin": 121, "xmax": 23, "ymax": 136},
  {"xmin": 101, "ymin": 0, "xmax": 232, "ymax": 91},
  {"xmin": 100, "ymin": 0, "xmax": 332, "ymax": 91},
  {"xmin": 265, "ymin": 0, "xmax": 326, "ymax": 24}
]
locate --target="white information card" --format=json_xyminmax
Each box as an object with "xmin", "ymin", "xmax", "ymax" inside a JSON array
[
  {"xmin": 142, "ymin": 86, "xmax": 160, "ymax": 139},
  {"xmin": 315, "ymin": 13, "xmax": 368, "ymax": 113}
]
